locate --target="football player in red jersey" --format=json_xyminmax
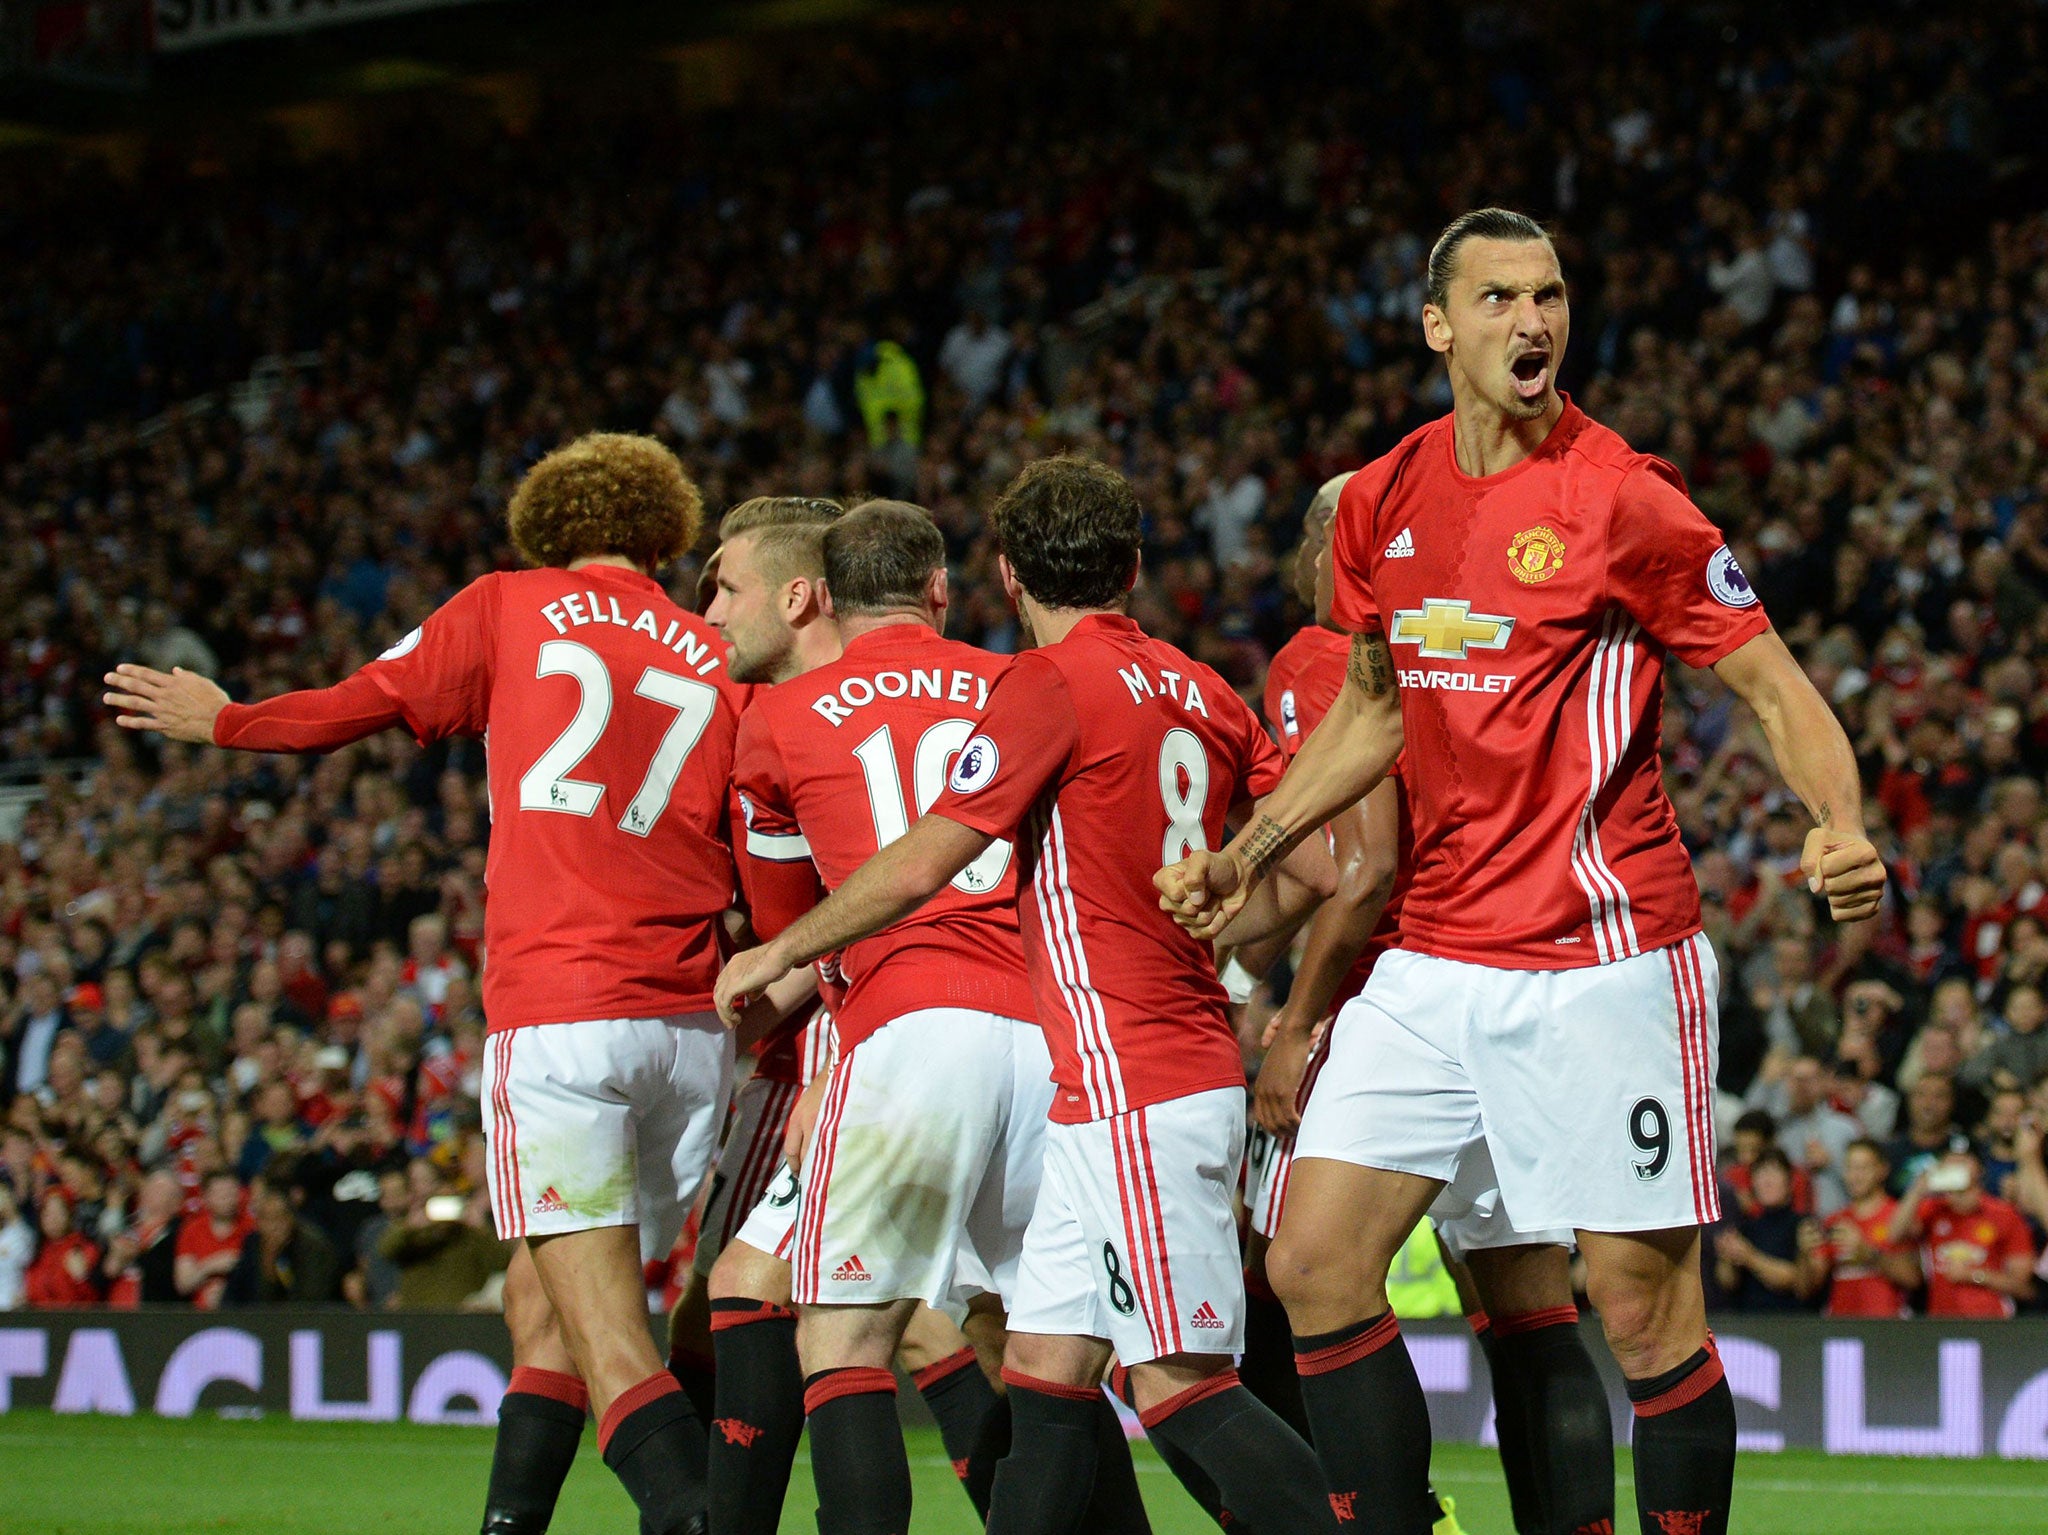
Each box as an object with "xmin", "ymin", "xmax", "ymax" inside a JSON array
[
  {"xmin": 730, "ymin": 499, "xmax": 1158, "ymax": 1534},
  {"xmin": 107, "ymin": 434, "xmax": 741, "ymax": 1535},
  {"xmin": 1249, "ymin": 480, "xmax": 1615, "ymax": 1535},
  {"xmin": 1160, "ymin": 209, "xmax": 1887, "ymax": 1535},
  {"xmin": 701, "ymin": 498, "xmax": 1086, "ymax": 1535},
  {"xmin": 718, "ymin": 457, "xmax": 1342, "ymax": 1535}
]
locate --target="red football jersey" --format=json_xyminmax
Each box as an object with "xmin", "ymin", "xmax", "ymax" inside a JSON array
[
  {"xmin": 1917, "ymin": 1194, "xmax": 2037, "ymax": 1319},
  {"xmin": 731, "ymin": 625, "xmax": 1036, "ymax": 1053},
  {"xmin": 1816, "ymin": 1197, "xmax": 1910, "ymax": 1319},
  {"xmin": 175, "ymin": 1213, "xmax": 254, "ymax": 1311},
  {"xmin": 933, "ymin": 614, "xmax": 1284, "ymax": 1123},
  {"xmin": 1329, "ymin": 399, "xmax": 1770, "ymax": 969},
  {"xmin": 215, "ymin": 566, "xmax": 745, "ymax": 1031},
  {"xmin": 1263, "ymin": 624, "xmax": 1410, "ymax": 1007}
]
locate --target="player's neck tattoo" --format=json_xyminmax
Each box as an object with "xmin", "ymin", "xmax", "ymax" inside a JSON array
[
  {"xmin": 1238, "ymin": 814, "xmax": 1298, "ymax": 883},
  {"xmin": 1347, "ymin": 633, "xmax": 1394, "ymax": 697}
]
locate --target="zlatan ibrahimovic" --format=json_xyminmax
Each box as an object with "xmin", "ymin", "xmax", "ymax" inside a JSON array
[{"xmin": 1158, "ymin": 208, "xmax": 1886, "ymax": 1535}]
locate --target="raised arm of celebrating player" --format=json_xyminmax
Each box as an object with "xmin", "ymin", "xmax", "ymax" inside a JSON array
[
  {"xmin": 1156, "ymin": 631, "xmax": 1404, "ymax": 939},
  {"xmin": 1712, "ymin": 631, "xmax": 1885, "ymax": 921}
]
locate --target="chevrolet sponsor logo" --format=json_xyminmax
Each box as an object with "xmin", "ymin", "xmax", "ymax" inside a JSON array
[{"xmin": 1388, "ymin": 599, "xmax": 1515, "ymax": 660}]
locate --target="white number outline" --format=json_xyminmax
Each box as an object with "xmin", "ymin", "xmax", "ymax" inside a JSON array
[
  {"xmin": 1158, "ymin": 727, "xmax": 1211, "ymax": 866},
  {"xmin": 518, "ymin": 640, "xmax": 720, "ymax": 837},
  {"xmin": 854, "ymin": 718, "xmax": 1013, "ymax": 894}
]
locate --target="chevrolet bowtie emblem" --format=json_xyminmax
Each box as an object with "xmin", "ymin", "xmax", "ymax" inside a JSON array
[{"xmin": 1389, "ymin": 599, "xmax": 1516, "ymax": 660}]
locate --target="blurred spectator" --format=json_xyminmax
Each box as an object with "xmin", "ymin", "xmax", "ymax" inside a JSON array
[
  {"xmin": 376, "ymin": 1165, "xmax": 507, "ymax": 1309},
  {"xmin": 1883, "ymin": 1075, "xmax": 1967, "ymax": 1195},
  {"xmin": 25, "ymin": 1191, "xmax": 101, "ymax": 1308},
  {"xmin": 102, "ymin": 1169, "xmax": 185, "ymax": 1308},
  {"xmin": 173, "ymin": 1169, "xmax": 252, "ymax": 1310},
  {"xmin": 1894, "ymin": 1148, "xmax": 2039, "ymax": 1318},
  {"xmin": 1827, "ymin": 1055, "xmax": 1898, "ymax": 1141},
  {"xmin": 347, "ymin": 1167, "xmax": 412, "ymax": 1310},
  {"xmin": 1725, "ymin": 1109, "xmax": 1814, "ymax": 1216},
  {"xmin": 1962, "ymin": 985, "xmax": 2048, "ymax": 1096},
  {"xmin": 225, "ymin": 1182, "xmax": 341, "ymax": 1306},
  {"xmin": 1768, "ymin": 1056, "xmax": 1865, "ymax": 1215},
  {"xmin": 5, "ymin": 975, "xmax": 70, "ymax": 1099},
  {"xmin": 1713, "ymin": 1150, "xmax": 1812, "ymax": 1311},
  {"xmin": 0, "ymin": 1185, "xmax": 32, "ymax": 1308},
  {"xmin": 1798, "ymin": 1140, "xmax": 1915, "ymax": 1318},
  {"xmin": 1981, "ymin": 1086, "xmax": 2028, "ymax": 1203}
]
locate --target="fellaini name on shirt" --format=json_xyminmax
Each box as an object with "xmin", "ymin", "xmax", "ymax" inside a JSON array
[
  {"xmin": 810, "ymin": 667, "xmax": 992, "ymax": 726},
  {"xmin": 1117, "ymin": 662, "xmax": 1212, "ymax": 716},
  {"xmin": 538, "ymin": 591, "xmax": 723, "ymax": 676}
]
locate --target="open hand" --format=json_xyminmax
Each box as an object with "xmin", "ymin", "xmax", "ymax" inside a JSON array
[
  {"xmin": 783, "ymin": 1070, "xmax": 830, "ymax": 1172},
  {"xmin": 1801, "ymin": 829, "xmax": 1887, "ymax": 922},
  {"xmin": 715, "ymin": 943, "xmax": 791, "ymax": 1029},
  {"xmin": 1253, "ymin": 1016, "xmax": 1314, "ymax": 1137},
  {"xmin": 102, "ymin": 664, "xmax": 230, "ymax": 744}
]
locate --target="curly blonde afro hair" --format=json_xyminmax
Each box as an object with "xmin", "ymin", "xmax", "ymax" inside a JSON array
[{"xmin": 507, "ymin": 433, "xmax": 702, "ymax": 573}]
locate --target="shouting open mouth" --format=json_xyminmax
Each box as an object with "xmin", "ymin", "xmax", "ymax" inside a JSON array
[{"xmin": 1509, "ymin": 347, "xmax": 1550, "ymax": 401}]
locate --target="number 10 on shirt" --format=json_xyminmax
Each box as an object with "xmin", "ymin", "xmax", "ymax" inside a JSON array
[{"xmin": 853, "ymin": 718, "xmax": 1013, "ymax": 893}]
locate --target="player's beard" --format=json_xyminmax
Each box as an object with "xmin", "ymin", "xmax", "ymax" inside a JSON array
[
  {"xmin": 1015, "ymin": 607, "xmax": 1040, "ymax": 649},
  {"xmin": 726, "ymin": 629, "xmax": 790, "ymax": 684}
]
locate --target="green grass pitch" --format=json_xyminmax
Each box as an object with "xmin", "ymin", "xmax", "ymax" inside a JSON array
[{"xmin": 0, "ymin": 1413, "xmax": 2039, "ymax": 1533}]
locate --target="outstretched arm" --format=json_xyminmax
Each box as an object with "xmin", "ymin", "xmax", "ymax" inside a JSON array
[
  {"xmin": 714, "ymin": 813, "xmax": 995, "ymax": 1024},
  {"xmin": 1157, "ymin": 632, "xmax": 1403, "ymax": 938},
  {"xmin": 1713, "ymin": 631, "xmax": 1886, "ymax": 921},
  {"xmin": 105, "ymin": 665, "xmax": 405, "ymax": 752}
]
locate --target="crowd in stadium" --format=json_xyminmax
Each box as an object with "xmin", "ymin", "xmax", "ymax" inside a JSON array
[{"xmin": 3, "ymin": 0, "xmax": 2047, "ymax": 1318}]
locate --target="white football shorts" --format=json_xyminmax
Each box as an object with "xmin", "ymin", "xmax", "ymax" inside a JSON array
[
  {"xmin": 1008, "ymin": 1086, "xmax": 1247, "ymax": 1366},
  {"xmin": 791, "ymin": 1009, "xmax": 1051, "ymax": 1316},
  {"xmin": 1294, "ymin": 934, "xmax": 1721, "ymax": 1234},
  {"xmin": 481, "ymin": 1012, "xmax": 734, "ymax": 1261}
]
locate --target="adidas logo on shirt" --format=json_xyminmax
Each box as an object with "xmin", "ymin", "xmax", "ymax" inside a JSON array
[
  {"xmin": 1189, "ymin": 1301, "xmax": 1225, "ymax": 1329},
  {"xmin": 532, "ymin": 1186, "xmax": 567, "ymax": 1215},
  {"xmin": 1384, "ymin": 528, "xmax": 1416, "ymax": 559},
  {"xmin": 831, "ymin": 1255, "xmax": 873, "ymax": 1283}
]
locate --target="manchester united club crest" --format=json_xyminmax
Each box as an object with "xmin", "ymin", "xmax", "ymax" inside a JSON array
[{"xmin": 1508, "ymin": 525, "xmax": 1566, "ymax": 584}]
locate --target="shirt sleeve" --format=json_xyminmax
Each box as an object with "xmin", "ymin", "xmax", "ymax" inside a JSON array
[
  {"xmin": 1235, "ymin": 688, "xmax": 1286, "ymax": 800},
  {"xmin": 1995, "ymin": 1202, "xmax": 2038, "ymax": 1265},
  {"xmin": 1606, "ymin": 461, "xmax": 1771, "ymax": 669},
  {"xmin": 213, "ymin": 671, "xmax": 409, "ymax": 753},
  {"xmin": 1327, "ymin": 472, "xmax": 1383, "ymax": 638},
  {"xmin": 928, "ymin": 651, "xmax": 1080, "ymax": 838},
  {"xmin": 354, "ymin": 575, "xmax": 501, "ymax": 743},
  {"xmin": 730, "ymin": 709, "xmax": 823, "ymax": 941}
]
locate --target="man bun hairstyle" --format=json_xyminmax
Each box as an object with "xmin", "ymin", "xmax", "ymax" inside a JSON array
[
  {"xmin": 988, "ymin": 455, "xmax": 1142, "ymax": 611},
  {"xmin": 825, "ymin": 500, "xmax": 947, "ymax": 616},
  {"xmin": 508, "ymin": 432, "xmax": 701, "ymax": 572},
  {"xmin": 1426, "ymin": 207, "xmax": 1553, "ymax": 311},
  {"xmin": 718, "ymin": 495, "xmax": 844, "ymax": 586}
]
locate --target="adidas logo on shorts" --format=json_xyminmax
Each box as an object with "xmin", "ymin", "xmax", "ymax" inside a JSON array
[
  {"xmin": 532, "ymin": 1186, "xmax": 567, "ymax": 1215},
  {"xmin": 1384, "ymin": 528, "xmax": 1415, "ymax": 559},
  {"xmin": 831, "ymin": 1255, "xmax": 873, "ymax": 1283},
  {"xmin": 1189, "ymin": 1301, "xmax": 1225, "ymax": 1329}
]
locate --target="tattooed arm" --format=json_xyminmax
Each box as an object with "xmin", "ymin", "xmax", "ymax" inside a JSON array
[{"xmin": 1157, "ymin": 631, "xmax": 1405, "ymax": 938}]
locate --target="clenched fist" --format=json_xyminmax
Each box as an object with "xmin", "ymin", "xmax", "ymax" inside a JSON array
[
  {"xmin": 1800, "ymin": 829, "xmax": 1886, "ymax": 923},
  {"xmin": 1155, "ymin": 848, "xmax": 1253, "ymax": 940}
]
